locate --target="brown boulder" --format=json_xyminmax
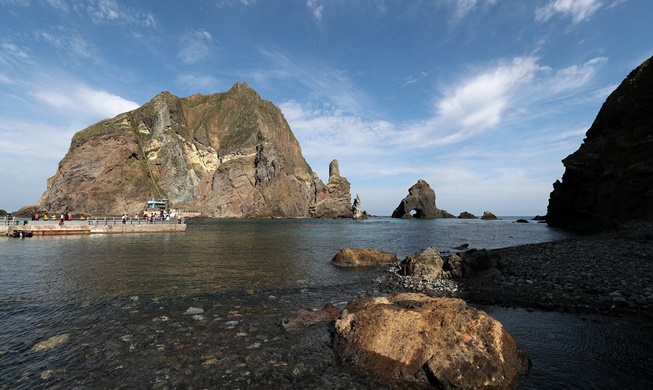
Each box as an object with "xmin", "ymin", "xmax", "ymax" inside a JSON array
[
  {"xmin": 331, "ymin": 248, "xmax": 397, "ymax": 267},
  {"xmin": 334, "ymin": 293, "xmax": 530, "ymax": 389},
  {"xmin": 399, "ymin": 247, "xmax": 445, "ymax": 278}
]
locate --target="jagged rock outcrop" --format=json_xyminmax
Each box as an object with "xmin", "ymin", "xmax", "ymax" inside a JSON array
[
  {"xmin": 31, "ymin": 83, "xmax": 353, "ymax": 218},
  {"xmin": 309, "ymin": 159, "xmax": 354, "ymax": 218},
  {"xmin": 351, "ymin": 194, "xmax": 367, "ymax": 219},
  {"xmin": 458, "ymin": 211, "xmax": 478, "ymax": 219},
  {"xmin": 391, "ymin": 179, "xmax": 454, "ymax": 219},
  {"xmin": 481, "ymin": 211, "xmax": 499, "ymax": 220},
  {"xmin": 334, "ymin": 293, "xmax": 530, "ymax": 389},
  {"xmin": 547, "ymin": 56, "xmax": 653, "ymax": 228}
]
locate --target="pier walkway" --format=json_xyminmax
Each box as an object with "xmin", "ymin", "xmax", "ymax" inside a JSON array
[{"xmin": 2, "ymin": 217, "xmax": 186, "ymax": 236}]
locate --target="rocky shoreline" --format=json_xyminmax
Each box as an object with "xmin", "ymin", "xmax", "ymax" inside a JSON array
[{"xmin": 379, "ymin": 221, "xmax": 653, "ymax": 318}]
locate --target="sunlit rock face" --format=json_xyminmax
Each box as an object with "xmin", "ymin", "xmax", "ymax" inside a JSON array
[
  {"xmin": 334, "ymin": 293, "xmax": 531, "ymax": 389},
  {"xmin": 33, "ymin": 82, "xmax": 354, "ymax": 218},
  {"xmin": 547, "ymin": 56, "xmax": 653, "ymax": 228}
]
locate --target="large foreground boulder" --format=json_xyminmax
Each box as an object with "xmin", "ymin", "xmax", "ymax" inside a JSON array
[
  {"xmin": 391, "ymin": 180, "xmax": 454, "ymax": 219},
  {"xmin": 331, "ymin": 248, "xmax": 397, "ymax": 267},
  {"xmin": 334, "ymin": 293, "xmax": 530, "ymax": 389},
  {"xmin": 547, "ymin": 55, "xmax": 653, "ymax": 228}
]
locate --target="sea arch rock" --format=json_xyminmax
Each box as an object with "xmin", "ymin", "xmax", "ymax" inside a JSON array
[{"xmin": 391, "ymin": 179, "xmax": 453, "ymax": 219}]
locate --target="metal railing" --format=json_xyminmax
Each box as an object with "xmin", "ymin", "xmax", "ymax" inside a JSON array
[
  {"xmin": 86, "ymin": 216, "xmax": 185, "ymax": 225},
  {"xmin": 3, "ymin": 216, "xmax": 185, "ymax": 226}
]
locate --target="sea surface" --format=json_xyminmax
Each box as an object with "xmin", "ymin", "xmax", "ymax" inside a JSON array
[{"xmin": 1, "ymin": 217, "xmax": 652, "ymax": 389}]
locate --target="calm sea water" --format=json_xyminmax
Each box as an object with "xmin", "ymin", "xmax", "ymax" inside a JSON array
[{"xmin": 1, "ymin": 217, "xmax": 651, "ymax": 389}]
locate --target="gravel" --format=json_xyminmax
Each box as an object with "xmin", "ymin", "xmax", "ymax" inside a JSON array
[{"xmin": 380, "ymin": 221, "xmax": 653, "ymax": 318}]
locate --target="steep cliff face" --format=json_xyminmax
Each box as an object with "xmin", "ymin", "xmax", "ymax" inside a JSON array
[
  {"xmin": 35, "ymin": 82, "xmax": 353, "ymax": 218},
  {"xmin": 547, "ymin": 56, "xmax": 653, "ymax": 228}
]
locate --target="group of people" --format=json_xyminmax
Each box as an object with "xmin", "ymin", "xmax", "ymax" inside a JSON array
[
  {"xmin": 31, "ymin": 212, "xmax": 79, "ymax": 222},
  {"xmin": 120, "ymin": 210, "xmax": 181, "ymax": 224}
]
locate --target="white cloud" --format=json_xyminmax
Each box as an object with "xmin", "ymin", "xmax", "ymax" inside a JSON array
[
  {"xmin": 546, "ymin": 57, "xmax": 607, "ymax": 94},
  {"xmin": 535, "ymin": 0, "xmax": 603, "ymax": 24},
  {"xmin": 307, "ymin": 0, "xmax": 324, "ymax": 21},
  {"xmin": 33, "ymin": 86, "xmax": 140, "ymax": 120},
  {"xmin": 178, "ymin": 30, "xmax": 215, "ymax": 65},
  {"xmin": 410, "ymin": 56, "xmax": 542, "ymax": 146}
]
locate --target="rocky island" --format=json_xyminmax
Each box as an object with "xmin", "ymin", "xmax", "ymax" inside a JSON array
[{"xmin": 22, "ymin": 82, "xmax": 356, "ymax": 219}]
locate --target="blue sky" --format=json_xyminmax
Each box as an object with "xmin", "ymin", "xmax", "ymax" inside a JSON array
[{"xmin": 1, "ymin": 0, "xmax": 651, "ymax": 216}]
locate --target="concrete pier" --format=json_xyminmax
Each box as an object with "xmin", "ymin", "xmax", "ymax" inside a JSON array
[{"xmin": 2, "ymin": 218, "xmax": 186, "ymax": 236}]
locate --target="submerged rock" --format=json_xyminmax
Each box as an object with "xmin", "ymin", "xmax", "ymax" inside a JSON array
[
  {"xmin": 331, "ymin": 248, "xmax": 397, "ymax": 267},
  {"xmin": 31, "ymin": 334, "xmax": 70, "ymax": 352},
  {"xmin": 334, "ymin": 293, "xmax": 530, "ymax": 389},
  {"xmin": 281, "ymin": 303, "xmax": 340, "ymax": 333}
]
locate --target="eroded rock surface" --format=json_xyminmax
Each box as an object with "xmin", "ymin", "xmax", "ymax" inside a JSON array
[
  {"xmin": 309, "ymin": 159, "xmax": 354, "ymax": 219},
  {"xmin": 391, "ymin": 180, "xmax": 453, "ymax": 219},
  {"xmin": 334, "ymin": 293, "xmax": 530, "ymax": 389},
  {"xmin": 31, "ymin": 83, "xmax": 352, "ymax": 218}
]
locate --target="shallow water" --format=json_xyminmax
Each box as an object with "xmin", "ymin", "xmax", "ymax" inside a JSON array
[{"xmin": 1, "ymin": 217, "xmax": 651, "ymax": 388}]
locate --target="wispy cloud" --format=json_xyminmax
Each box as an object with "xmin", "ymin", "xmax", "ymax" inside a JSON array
[
  {"xmin": 0, "ymin": 41, "xmax": 30, "ymax": 63},
  {"xmin": 451, "ymin": 0, "xmax": 498, "ymax": 20},
  {"xmin": 306, "ymin": 0, "xmax": 324, "ymax": 21},
  {"xmin": 176, "ymin": 73, "xmax": 221, "ymax": 93},
  {"xmin": 34, "ymin": 27, "xmax": 99, "ymax": 63},
  {"xmin": 257, "ymin": 49, "xmax": 373, "ymax": 115},
  {"xmin": 546, "ymin": 57, "xmax": 607, "ymax": 93},
  {"xmin": 178, "ymin": 30, "xmax": 216, "ymax": 65},
  {"xmin": 85, "ymin": 0, "xmax": 157, "ymax": 27},
  {"xmin": 535, "ymin": 0, "xmax": 603, "ymax": 24}
]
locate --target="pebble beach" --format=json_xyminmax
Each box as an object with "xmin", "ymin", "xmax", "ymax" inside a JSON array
[{"xmin": 381, "ymin": 221, "xmax": 653, "ymax": 318}]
